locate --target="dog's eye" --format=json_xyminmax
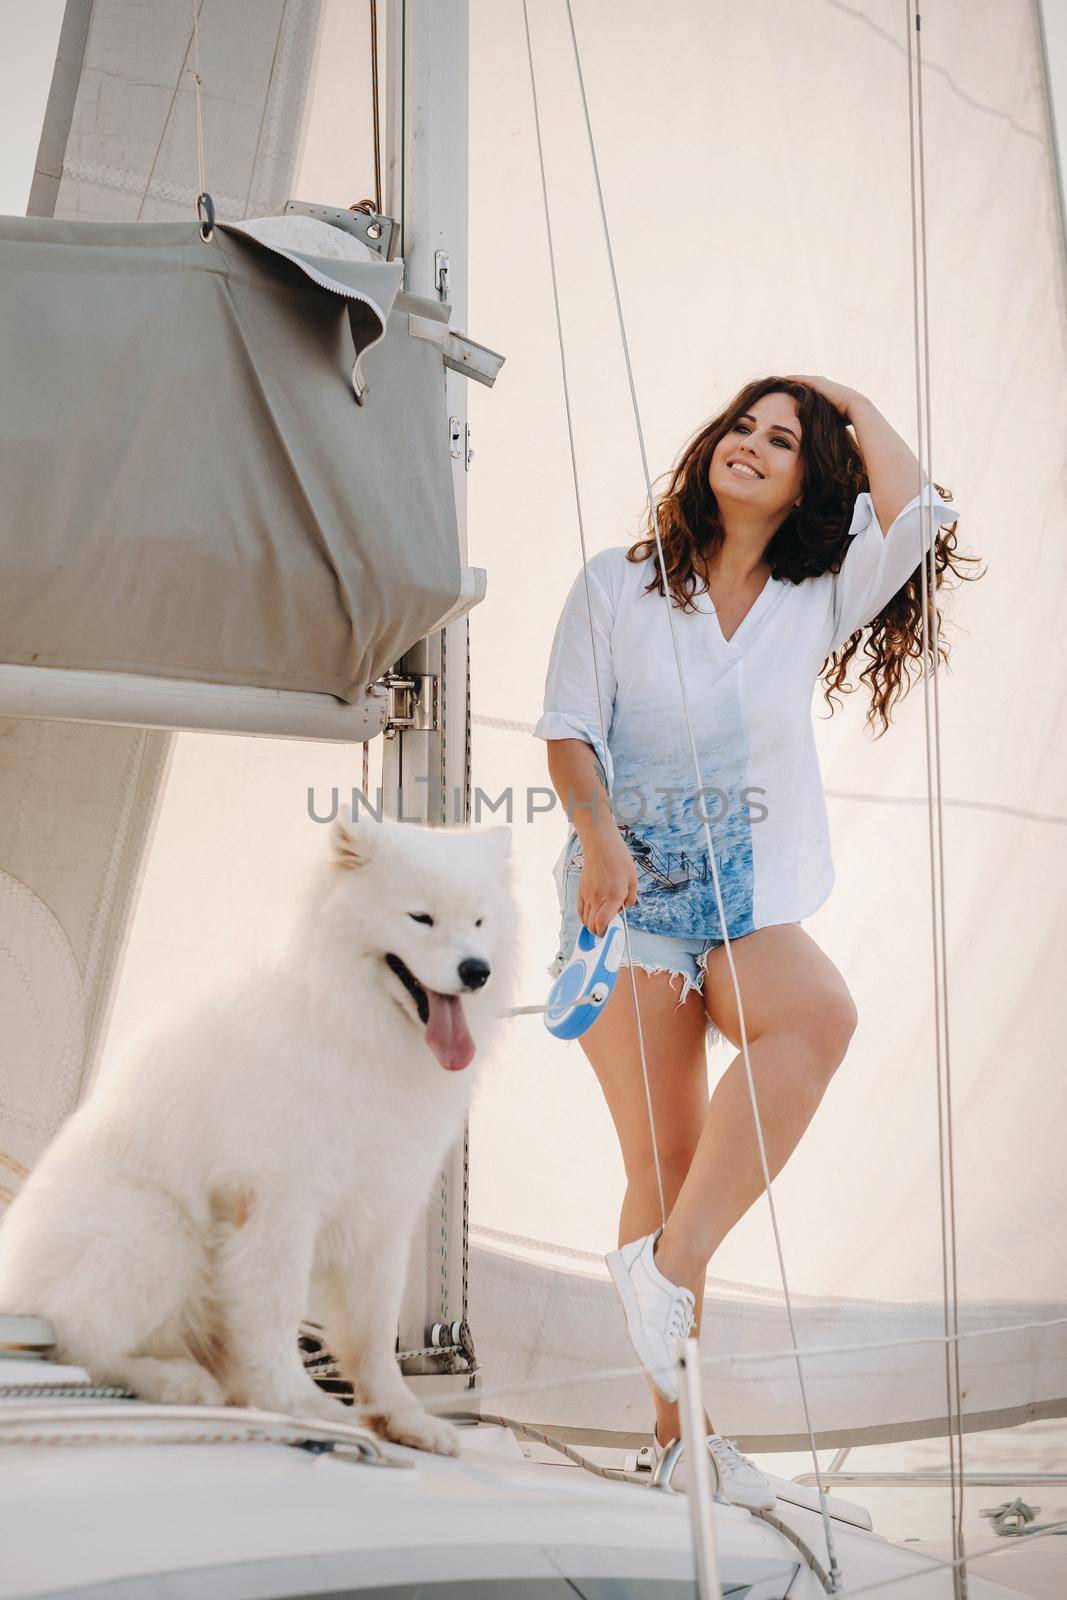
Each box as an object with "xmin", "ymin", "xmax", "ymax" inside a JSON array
[
  {"xmin": 409, "ymin": 912, "xmax": 434, "ymax": 927},
  {"xmin": 474, "ymin": 918, "xmax": 483, "ymax": 928}
]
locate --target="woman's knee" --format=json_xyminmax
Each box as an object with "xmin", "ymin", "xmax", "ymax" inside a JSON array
[{"xmin": 786, "ymin": 988, "xmax": 858, "ymax": 1078}]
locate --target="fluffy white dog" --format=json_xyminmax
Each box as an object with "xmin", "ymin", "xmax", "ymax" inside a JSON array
[{"xmin": 0, "ymin": 814, "xmax": 516, "ymax": 1455}]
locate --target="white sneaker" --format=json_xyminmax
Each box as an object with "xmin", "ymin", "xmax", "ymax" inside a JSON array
[
  {"xmin": 605, "ymin": 1228, "xmax": 695, "ymax": 1403},
  {"xmin": 652, "ymin": 1429, "xmax": 776, "ymax": 1512}
]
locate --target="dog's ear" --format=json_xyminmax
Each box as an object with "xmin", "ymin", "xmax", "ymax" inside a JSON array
[
  {"xmin": 481, "ymin": 825, "xmax": 512, "ymax": 862},
  {"xmin": 332, "ymin": 812, "xmax": 377, "ymax": 869}
]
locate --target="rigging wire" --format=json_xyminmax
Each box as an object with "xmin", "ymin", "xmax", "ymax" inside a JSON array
[
  {"xmin": 361, "ymin": 0, "xmax": 390, "ymax": 793},
  {"xmin": 524, "ymin": 0, "xmax": 844, "ymax": 1574},
  {"xmin": 370, "ymin": 0, "xmax": 384, "ymax": 214},
  {"xmin": 135, "ymin": 1, "xmax": 204, "ymax": 224},
  {"xmin": 187, "ymin": 0, "xmax": 215, "ymax": 239},
  {"xmin": 240, "ymin": 9, "xmax": 286, "ymax": 222},
  {"xmin": 320, "ymin": 1307, "xmax": 1067, "ymax": 1422},
  {"xmin": 190, "ymin": 0, "xmax": 206, "ymax": 204},
  {"xmin": 553, "ymin": 0, "xmax": 843, "ymax": 1584},
  {"xmin": 519, "ymin": 0, "xmax": 668, "ymax": 1231},
  {"xmin": 906, "ymin": 4, "xmax": 967, "ymax": 1591}
]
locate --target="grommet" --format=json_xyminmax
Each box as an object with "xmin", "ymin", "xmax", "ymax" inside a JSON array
[{"xmin": 197, "ymin": 192, "xmax": 216, "ymax": 243}]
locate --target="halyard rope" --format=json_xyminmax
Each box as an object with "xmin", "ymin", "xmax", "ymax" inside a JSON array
[
  {"xmin": 553, "ymin": 0, "xmax": 843, "ymax": 1583},
  {"xmin": 906, "ymin": 5, "xmax": 967, "ymax": 1591},
  {"xmin": 520, "ymin": 0, "xmax": 668, "ymax": 1231},
  {"xmin": 190, "ymin": 0, "xmax": 206, "ymax": 204}
]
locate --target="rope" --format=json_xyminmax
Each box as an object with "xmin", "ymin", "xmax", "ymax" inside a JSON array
[
  {"xmin": 135, "ymin": 9, "xmax": 200, "ymax": 223},
  {"xmin": 476, "ymin": 1412, "xmax": 634, "ymax": 1482},
  {"xmin": 0, "ymin": 1384, "xmax": 134, "ymax": 1401},
  {"xmin": 558, "ymin": 1, "xmax": 841, "ymax": 1586},
  {"xmin": 0, "ymin": 1150, "xmax": 28, "ymax": 1180},
  {"xmin": 520, "ymin": 0, "xmax": 667, "ymax": 1232},
  {"xmin": 6, "ymin": 1311, "xmax": 1063, "ymax": 1457},
  {"xmin": 467, "ymin": 1407, "xmax": 847, "ymax": 1596},
  {"xmin": 906, "ymin": 5, "xmax": 967, "ymax": 1591},
  {"xmin": 241, "ymin": 7, "xmax": 286, "ymax": 220},
  {"xmin": 190, "ymin": 0, "xmax": 206, "ymax": 202},
  {"xmin": 0, "ymin": 1403, "xmax": 385, "ymax": 1458},
  {"xmin": 751, "ymin": 1510, "xmax": 834, "ymax": 1593},
  {"xmin": 471, "ymin": 712, "xmax": 537, "ymax": 734},
  {"xmin": 369, "ymin": 0, "xmax": 383, "ymax": 214},
  {"xmin": 833, "ymin": 1520, "xmax": 1067, "ymax": 1599}
]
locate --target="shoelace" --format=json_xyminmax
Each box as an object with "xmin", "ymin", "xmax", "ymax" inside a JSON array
[
  {"xmin": 709, "ymin": 1434, "xmax": 759, "ymax": 1476},
  {"xmin": 666, "ymin": 1291, "xmax": 695, "ymax": 1342},
  {"xmin": 651, "ymin": 1431, "xmax": 769, "ymax": 1493}
]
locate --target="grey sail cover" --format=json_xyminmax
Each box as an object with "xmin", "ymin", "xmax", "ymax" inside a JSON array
[{"xmin": 0, "ymin": 215, "xmax": 461, "ymax": 703}]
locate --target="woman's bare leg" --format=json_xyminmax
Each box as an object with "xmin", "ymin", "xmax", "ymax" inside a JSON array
[
  {"xmin": 653, "ymin": 924, "xmax": 858, "ymax": 1292},
  {"xmin": 578, "ymin": 965, "xmax": 713, "ymax": 1447}
]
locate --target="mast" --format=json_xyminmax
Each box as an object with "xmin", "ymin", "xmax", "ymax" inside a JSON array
[{"xmin": 381, "ymin": 0, "xmax": 477, "ymax": 1400}]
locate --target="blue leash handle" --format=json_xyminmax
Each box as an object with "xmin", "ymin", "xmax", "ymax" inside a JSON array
[{"xmin": 543, "ymin": 916, "xmax": 625, "ymax": 1040}]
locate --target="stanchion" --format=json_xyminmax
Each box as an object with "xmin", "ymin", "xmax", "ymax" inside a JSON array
[{"xmin": 677, "ymin": 1336, "xmax": 723, "ymax": 1600}]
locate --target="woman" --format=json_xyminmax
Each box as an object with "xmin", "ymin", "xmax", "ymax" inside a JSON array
[{"xmin": 534, "ymin": 375, "xmax": 979, "ymax": 1505}]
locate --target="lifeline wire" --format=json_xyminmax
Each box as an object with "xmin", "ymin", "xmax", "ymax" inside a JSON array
[
  {"xmin": 559, "ymin": 0, "xmax": 842, "ymax": 1586},
  {"xmin": 520, "ymin": 0, "xmax": 667, "ymax": 1231},
  {"xmin": 906, "ymin": 4, "xmax": 967, "ymax": 1590},
  {"xmin": 321, "ymin": 1308, "xmax": 1067, "ymax": 1424}
]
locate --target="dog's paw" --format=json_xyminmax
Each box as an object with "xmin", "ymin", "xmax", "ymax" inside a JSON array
[
  {"xmin": 113, "ymin": 1358, "xmax": 225, "ymax": 1408},
  {"xmin": 170, "ymin": 1367, "xmax": 227, "ymax": 1407},
  {"xmin": 237, "ymin": 1384, "xmax": 353, "ymax": 1425},
  {"xmin": 367, "ymin": 1406, "xmax": 462, "ymax": 1457}
]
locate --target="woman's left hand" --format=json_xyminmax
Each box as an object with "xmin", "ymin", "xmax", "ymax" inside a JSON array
[{"xmin": 785, "ymin": 374, "xmax": 863, "ymax": 423}]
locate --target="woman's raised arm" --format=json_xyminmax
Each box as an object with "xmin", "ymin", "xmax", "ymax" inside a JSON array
[{"xmin": 786, "ymin": 374, "xmax": 928, "ymax": 535}]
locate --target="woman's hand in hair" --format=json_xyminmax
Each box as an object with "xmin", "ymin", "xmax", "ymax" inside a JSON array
[
  {"xmin": 789, "ymin": 377, "xmax": 934, "ymax": 565},
  {"xmin": 785, "ymin": 374, "xmax": 862, "ymax": 424}
]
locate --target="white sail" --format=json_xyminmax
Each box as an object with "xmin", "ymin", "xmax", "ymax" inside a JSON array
[
  {"xmin": 23, "ymin": 0, "xmax": 1065, "ymax": 1455},
  {"xmin": 30, "ymin": 0, "xmax": 321, "ymax": 222},
  {"xmin": 461, "ymin": 0, "xmax": 1067, "ymax": 1441}
]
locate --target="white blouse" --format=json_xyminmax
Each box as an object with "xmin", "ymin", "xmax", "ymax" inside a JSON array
[{"xmin": 533, "ymin": 484, "xmax": 962, "ymax": 941}]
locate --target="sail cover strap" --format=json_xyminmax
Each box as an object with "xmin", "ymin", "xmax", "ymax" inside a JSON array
[{"xmin": 0, "ymin": 214, "xmax": 461, "ymax": 704}]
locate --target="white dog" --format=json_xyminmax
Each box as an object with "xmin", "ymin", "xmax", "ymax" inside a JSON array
[{"xmin": 0, "ymin": 814, "xmax": 516, "ymax": 1455}]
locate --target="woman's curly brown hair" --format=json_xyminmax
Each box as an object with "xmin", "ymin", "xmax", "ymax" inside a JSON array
[{"xmin": 627, "ymin": 375, "xmax": 985, "ymax": 737}]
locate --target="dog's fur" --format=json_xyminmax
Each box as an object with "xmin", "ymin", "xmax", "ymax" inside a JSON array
[{"xmin": 0, "ymin": 815, "xmax": 516, "ymax": 1455}]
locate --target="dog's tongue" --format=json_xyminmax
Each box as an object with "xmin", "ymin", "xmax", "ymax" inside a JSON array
[{"xmin": 424, "ymin": 990, "xmax": 475, "ymax": 1072}]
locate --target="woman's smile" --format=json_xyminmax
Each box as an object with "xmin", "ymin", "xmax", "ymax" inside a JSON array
[{"xmin": 710, "ymin": 392, "xmax": 805, "ymax": 522}]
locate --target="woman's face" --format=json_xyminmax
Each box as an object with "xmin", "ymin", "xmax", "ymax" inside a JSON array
[{"xmin": 708, "ymin": 392, "xmax": 805, "ymax": 523}]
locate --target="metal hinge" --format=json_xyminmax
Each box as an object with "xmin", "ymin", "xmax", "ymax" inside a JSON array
[
  {"xmin": 435, "ymin": 249, "xmax": 450, "ymax": 299},
  {"xmin": 373, "ymin": 672, "xmax": 439, "ymax": 737},
  {"xmin": 449, "ymin": 417, "xmax": 475, "ymax": 469}
]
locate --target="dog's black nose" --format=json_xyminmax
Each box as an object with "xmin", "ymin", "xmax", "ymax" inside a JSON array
[{"xmin": 458, "ymin": 957, "xmax": 491, "ymax": 991}]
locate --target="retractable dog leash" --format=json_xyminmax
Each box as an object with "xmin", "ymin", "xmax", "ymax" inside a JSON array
[{"xmin": 543, "ymin": 915, "xmax": 625, "ymax": 1040}]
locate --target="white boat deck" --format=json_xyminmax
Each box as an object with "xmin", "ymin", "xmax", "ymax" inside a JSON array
[{"xmin": 1, "ymin": 1356, "xmax": 1059, "ymax": 1600}]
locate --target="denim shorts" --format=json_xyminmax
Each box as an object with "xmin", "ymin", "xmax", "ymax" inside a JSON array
[
  {"xmin": 548, "ymin": 835, "xmax": 724, "ymax": 1042},
  {"xmin": 549, "ymin": 835, "xmax": 801, "ymax": 1051}
]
